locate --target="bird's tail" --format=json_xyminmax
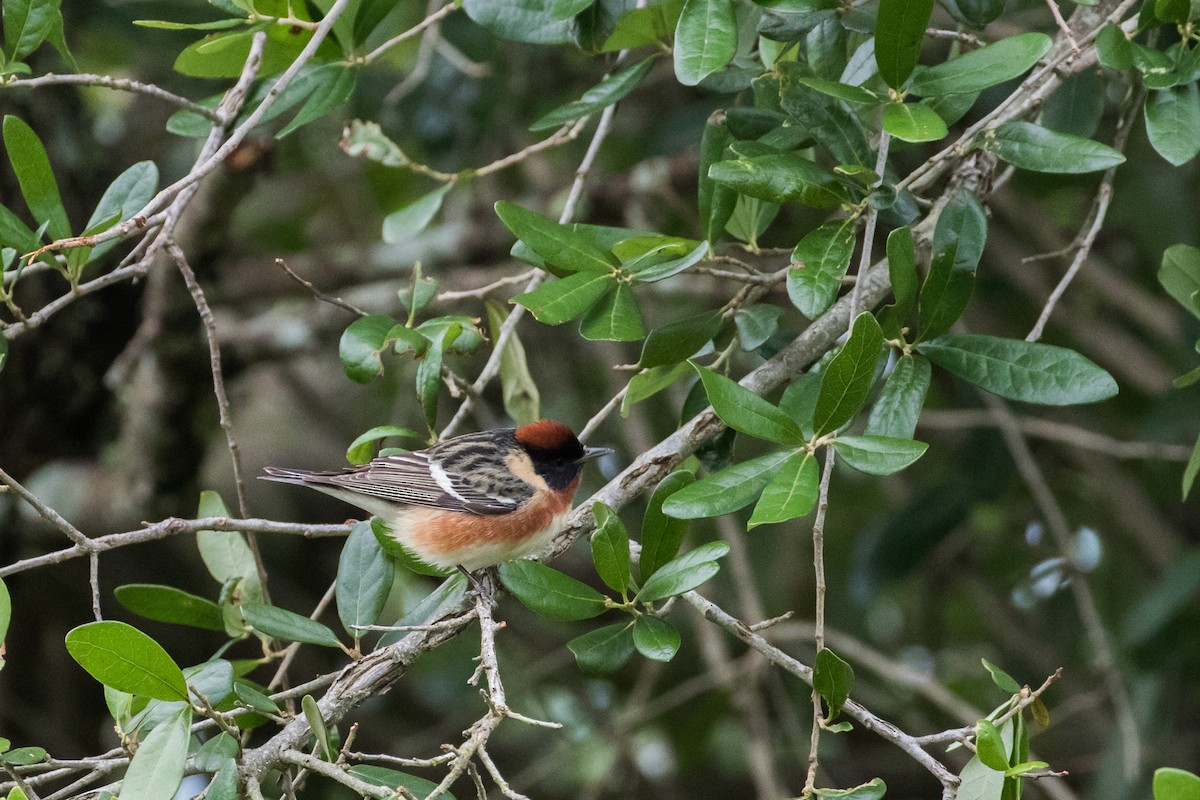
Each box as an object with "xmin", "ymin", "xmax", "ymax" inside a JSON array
[{"xmin": 260, "ymin": 466, "xmax": 338, "ymax": 486}]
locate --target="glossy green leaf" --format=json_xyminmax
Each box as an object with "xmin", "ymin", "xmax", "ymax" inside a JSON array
[
  {"xmin": 4, "ymin": 0, "xmax": 56, "ymax": 62},
  {"xmin": 621, "ymin": 362, "xmax": 692, "ymax": 416},
  {"xmin": 1145, "ymin": 85, "xmax": 1200, "ymax": 167},
  {"xmin": 917, "ymin": 334, "xmax": 1119, "ymax": 405},
  {"xmin": 787, "ymin": 218, "xmax": 857, "ymax": 318},
  {"xmin": 814, "ymin": 647, "xmax": 854, "ymax": 719},
  {"xmin": 674, "ymin": 0, "xmax": 737, "ymax": 86},
  {"xmin": 735, "ymin": 304, "xmax": 783, "ymax": 351},
  {"xmin": 591, "ymin": 502, "xmax": 631, "ymax": 595},
  {"xmin": 241, "ymin": 602, "xmax": 343, "ymax": 648},
  {"xmin": 0, "ymin": 203, "xmax": 38, "ymax": 254},
  {"xmin": 119, "ymin": 708, "xmax": 190, "ymax": 800},
  {"xmin": 662, "ymin": 450, "xmax": 793, "ymax": 519},
  {"xmin": 1042, "ymin": 69, "xmax": 1104, "ymax": 138},
  {"xmin": 865, "ymin": 355, "xmax": 931, "ymax": 439},
  {"xmin": 637, "ymin": 541, "xmax": 729, "ymax": 602},
  {"xmin": 1154, "ymin": 767, "xmax": 1200, "ymax": 800},
  {"xmin": 908, "ymin": 33, "xmax": 1052, "ymax": 96},
  {"xmin": 1095, "ymin": 24, "xmax": 1131, "ymax": 70},
  {"xmin": 3, "ymin": 115, "xmax": 70, "ymax": 240},
  {"xmin": 568, "ymin": 622, "xmax": 636, "ymax": 674},
  {"xmin": 694, "ymin": 364, "xmax": 806, "ymax": 444},
  {"xmin": 499, "ymin": 560, "xmax": 607, "ymax": 620},
  {"xmin": 302, "ymin": 694, "xmax": 336, "ymax": 761},
  {"xmin": 276, "ymin": 64, "xmax": 356, "ymax": 138},
  {"xmin": 336, "ymin": 521, "xmax": 395, "ymax": 638},
  {"xmin": 495, "ymin": 201, "xmax": 617, "ymax": 273},
  {"xmin": 633, "ymin": 616, "xmax": 681, "ymax": 661},
  {"xmin": 345, "ymin": 426, "xmax": 421, "ymax": 465},
  {"xmin": 882, "ymin": 102, "xmax": 948, "ymax": 142},
  {"xmin": 979, "ymin": 121, "xmax": 1126, "ymax": 173},
  {"xmin": 233, "ymin": 681, "xmax": 280, "ymax": 715},
  {"xmin": 780, "ymin": 372, "xmax": 822, "ymax": 439},
  {"xmin": 133, "ymin": 18, "xmax": 246, "ymax": 30},
  {"xmin": 579, "ymin": 281, "xmax": 644, "ymax": 341},
  {"xmin": 813, "ymin": 312, "xmax": 884, "ymax": 435},
  {"xmin": 463, "ymin": 0, "xmax": 574, "ymax": 44},
  {"xmin": 0, "ymin": 746, "xmax": 47, "ymax": 766},
  {"xmin": 382, "ymin": 184, "xmax": 453, "ymax": 245},
  {"xmin": 378, "ymin": 575, "xmax": 468, "ymax": 647},
  {"xmin": 640, "ymin": 310, "xmax": 723, "ymax": 368},
  {"xmin": 794, "ymin": 76, "xmax": 882, "ymax": 107},
  {"xmin": 531, "ymin": 57, "xmax": 655, "ymax": 131},
  {"xmin": 628, "ymin": 239, "xmax": 709, "ymax": 282},
  {"xmin": 174, "ymin": 27, "xmax": 312, "ymax": 79},
  {"xmin": 641, "ymin": 471, "xmax": 696, "ymax": 581},
  {"xmin": 708, "ymin": 153, "xmax": 850, "ymax": 208},
  {"xmin": 603, "ymin": 2, "xmax": 682, "ymax": 50},
  {"xmin": 339, "ymin": 315, "xmax": 400, "ymax": 384},
  {"xmin": 114, "ymin": 584, "xmax": 225, "ymax": 632},
  {"xmin": 515, "ymin": 272, "xmax": 614, "ymax": 325},
  {"xmin": 65, "ymin": 621, "xmax": 188, "ymax": 701},
  {"xmin": 917, "ymin": 190, "xmax": 987, "ymax": 342},
  {"xmin": 1158, "ymin": 244, "xmax": 1200, "ymax": 319},
  {"xmin": 84, "ymin": 161, "xmax": 158, "ymax": 261},
  {"xmin": 813, "ymin": 778, "xmax": 887, "ymax": 799},
  {"xmin": 981, "ymin": 657, "xmax": 1022, "ymax": 693},
  {"xmin": 779, "ymin": 87, "xmax": 873, "ymax": 165},
  {"xmin": 415, "ymin": 337, "xmax": 442, "ymax": 432},
  {"xmin": 351, "ymin": 765, "xmax": 457, "ymax": 800},
  {"xmin": 976, "ymin": 720, "xmax": 1010, "ymax": 771},
  {"xmin": 874, "ymin": 0, "xmax": 935, "ymax": 89},
  {"xmin": 699, "ymin": 112, "xmax": 738, "ymax": 243},
  {"xmin": 833, "ymin": 435, "xmax": 928, "ymax": 475},
  {"xmin": 486, "ymin": 301, "xmax": 540, "ymax": 426},
  {"xmin": 878, "ymin": 227, "xmax": 918, "ymax": 338},
  {"xmin": 748, "ymin": 451, "xmax": 819, "ymax": 527}
]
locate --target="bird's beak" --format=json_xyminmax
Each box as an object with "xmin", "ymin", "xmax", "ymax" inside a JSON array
[{"xmin": 580, "ymin": 446, "xmax": 613, "ymax": 462}]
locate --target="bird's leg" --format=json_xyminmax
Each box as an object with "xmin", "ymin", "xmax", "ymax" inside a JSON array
[{"xmin": 459, "ymin": 565, "xmax": 498, "ymax": 608}]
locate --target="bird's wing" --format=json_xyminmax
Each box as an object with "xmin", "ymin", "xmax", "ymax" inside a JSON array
[{"xmin": 325, "ymin": 450, "xmax": 528, "ymax": 515}]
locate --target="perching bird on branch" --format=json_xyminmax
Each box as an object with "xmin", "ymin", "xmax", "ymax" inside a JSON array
[{"xmin": 262, "ymin": 420, "xmax": 609, "ymax": 573}]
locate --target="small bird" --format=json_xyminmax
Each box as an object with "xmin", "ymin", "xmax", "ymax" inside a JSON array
[{"xmin": 262, "ymin": 420, "xmax": 610, "ymax": 572}]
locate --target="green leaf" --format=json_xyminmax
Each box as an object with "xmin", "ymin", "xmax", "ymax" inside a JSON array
[
  {"xmin": 640, "ymin": 311, "xmax": 723, "ymax": 368},
  {"xmin": 84, "ymin": 161, "xmax": 158, "ymax": 261},
  {"xmin": 486, "ymin": 301, "xmax": 540, "ymax": 426},
  {"xmin": 978, "ymin": 121, "xmax": 1126, "ymax": 173},
  {"xmin": 908, "ymin": 33, "xmax": 1052, "ymax": 96},
  {"xmin": 637, "ymin": 541, "xmax": 729, "ymax": 602},
  {"xmin": 1155, "ymin": 767, "xmax": 1200, "ymax": 800},
  {"xmin": 879, "ymin": 226, "xmax": 917, "ymax": 337},
  {"xmin": 1095, "ymin": 24, "xmax": 1132, "ymax": 71},
  {"xmin": 603, "ymin": 2, "xmax": 682, "ymax": 50},
  {"xmin": 0, "ymin": 747, "xmax": 47, "ymax": 766},
  {"xmin": 813, "ymin": 778, "xmax": 887, "ymax": 799},
  {"xmin": 462, "ymin": 0, "xmax": 574, "ymax": 45},
  {"xmin": 787, "ymin": 218, "xmax": 857, "ymax": 318},
  {"xmin": 662, "ymin": 450, "xmax": 793, "ymax": 519},
  {"xmin": 119, "ymin": 708, "xmax": 191, "ymax": 800},
  {"xmin": 640, "ymin": 471, "xmax": 695, "ymax": 582},
  {"xmin": 415, "ymin": 338, "xmax": 442, "ymax": 433},
  {"xmin": 976, "ymin": 719, "xmax": 1010, "ymax": 771},
  {"xmin": 134, "ymin": 18, "xmax": 247, "ymax": 30},
  {"xmin": 337, "ymin": 521, "xmax": 395, "ymax": 638},
  {"xmin": 633, "ymin": 616, "xmax": 681, "ymax": 661},
  {"xmin": 865, "ymin": 355, "xmax": 931, "ymax": 439},
  {"xmin": 1184, "ymin": 434, "xmax": 1200, "ymax": 500},
  {"xmin": 339, "ymin": 119, "xmax": 408, "ymax": 166},
  {"xmin": 0, "ymin": 577, "xmax": 9, "ymax": 658},
  {"xmin": 794, "ymin": 77, "xmax": 882, "ymax": 108},
  {"xmin": 627, "ymin": 239, "xmax": 709, "ymax": 282},
  {"xmin": 499, "ymin": 560, "xmax": 607, "ymax": 620},
  {"xmin": 303, "ymin": 694, "xmax": 336, "ymax": 761},
  {"xmin": 580, "ymin": 281, "xmax": 645, "ymax": 341},
  {"xmin": 531, "ymin": 57, "xmax": 655, "ymax": 131},
  {"xmin": 780, "ymin": 80, "xmax": 873, "ymax": 166},
  {"xmin": 241, "ymin": 602, "xmax": 344, "ymax": 648},
  {"xmin": 708, "ymin": 153, "xmax": 851, "ymax": 208},
  {"xmin": 382, "ymin": 184, "xmax": 453, "ymax": 245},
  {"xmin": 64, "ymin": 621, "xmax": 189, "ymax": 701},
  {"xmin": 673, "ymin": 0, "xmax": 737, "ymax": 86},
  {"xmin": 114, "ymin": 584, "xmax": 225, "ymax": 632},
  {"xmin": 3, "ymin": 115, "xmax": 70, "ymax": 240},
  {"xmin": 379, "ymin": 575, "xmax": 468, "ymax": 647},
  {"xmin": 515, "ymin": 272, "xmax": 614, "ymax": 325},
  {"xmin": 568, "ymin": 622, "xmax": 636, "ymax": 674},
  {"xmin": 981, "ymin": 658, "xmax": 1022, "ymax": 693},
  {"xmin": 813, "ymin": 312, "xmax": 884, "ymax": 435},
  {"xmin": 699, "ymin": 112, "xmax": 738, "ymax": 243},
  {"xmin": 1158, "ymin": 244, "xmax": 1200, "ymax": 319},
  {"xmin": 882, "ymin": 102, "xmax": 949, "ymax": 142},
  {"xmin": 621, "ymin": 362, "xmax": 692, "ymax": 416},
  {"xmin": 339, "ymin": 314, "xmax": 400, "ymax": 384},
  {"xmin": 345, "ymin": 426, "xmax": 421, "ymax": 465},
  {"xmin": 833, "ymin": 435, "xmax": 928, "ymax": 475},
  {"xmin": 748, "ymin": 450, "xmax": 819, "ymax": 527},
  {"xmin": 814, "ymin": 646, "xmax": 854, "ymax": 719},
  {"xmin": 695, "ymin": 364, "xmax": 806, "ymax": 444},
  {"xmin": 874, "ymin": 0, "xmax": 935, "ymax": 89},
  {"xmin": 1145, "ymin": 85, "xmax": 1200, "ymax": 167},
  {"xmin": 4, "ymin": 0, "xmax": 56, "ymax": 62},
  {"xmin": 233, "ymin": 681, "xmax": 280, "ymax": 715},
  {"xmin": 495, "ymin": 201, "xmax": 617, "ymax": 273},
  {"xmin": 735, "ymin": 305, "xmax": 783, "ymax": 351},
  {"xmin": 276, "ymin": 64, "xmax": 356, "ymax": 139},
  {"xmin": 591, "ymin": 502, "xmax": 631, "ymax": 595},
  {"xmin": 351, "ymin": 765, "xmax": 456, "ymax": 800},
  {"xmin": 917, "ymin": 190, "xmax": 987, "ymax": 342},
  {"xmin": 917, "ymin": 334, "xmax": 1119, "ymax": 405}
]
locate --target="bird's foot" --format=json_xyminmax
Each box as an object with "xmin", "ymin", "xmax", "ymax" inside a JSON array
[{"xmin": 459, "ymin": 565, "xmax": 499, "ymax": 609}]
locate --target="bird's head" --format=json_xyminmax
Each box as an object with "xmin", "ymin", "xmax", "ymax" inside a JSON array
[{"xmin": 515, "ymin": 420, "xmax": 610, "ymax": 490}]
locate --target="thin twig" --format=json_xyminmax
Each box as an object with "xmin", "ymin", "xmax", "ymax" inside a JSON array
[
  {"xmin": 0, "ymin": 467, "xmax": 93, "ymax": 549},
  {"xmin": 3, "ymin": 73, "xmax": 222, "ymax": 120},
  {"xmin": 803, "ymin": 449, "xmax": 837, "ymax": 797},
  {"xmin": 849, "ymin": 131, "xmax": 891, "ymax": 321},
  {"xmin": 360, "ymin": 2, "xmax": 458, "ymax": 65},
  {"xmin": 275, "ymin": 258, "xmax": 370, "ymax": 317}
]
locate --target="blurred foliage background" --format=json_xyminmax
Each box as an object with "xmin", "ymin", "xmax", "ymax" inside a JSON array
[{"xmin": 0, "ymin": 1, "xmax": 1198, "ymax": 799}]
